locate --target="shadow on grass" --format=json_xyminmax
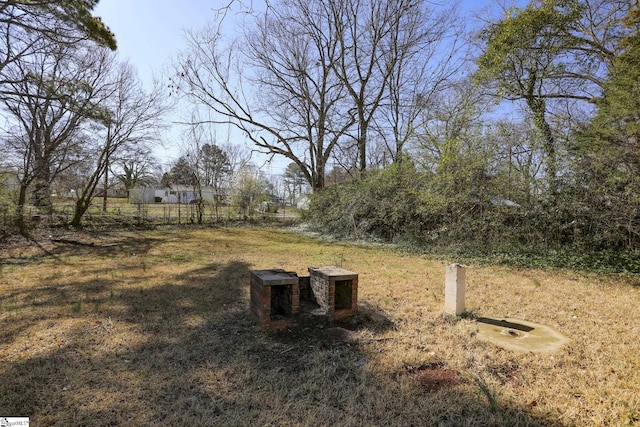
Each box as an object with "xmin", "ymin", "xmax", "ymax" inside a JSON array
[
  {"xmin": 0, "ymin": 232, "xmax": 161, "ymax": 271},
  {"xmin": 0, "ymin": 258, "xmax": 566, "ymax": 426}
]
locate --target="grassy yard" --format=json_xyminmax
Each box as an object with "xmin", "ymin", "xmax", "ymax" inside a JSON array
[{"xmin": 0, "ymin": 227, "xmax": 638, "ymax": 426}]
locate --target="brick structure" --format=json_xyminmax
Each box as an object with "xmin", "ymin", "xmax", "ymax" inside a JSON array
[
  {"xmin": 308, "ymin": 266, "xmax": 358, "ymax": 321},
  {"xmin": 250, "ymin": 269, "xmax": 300, "ymax": 329}
]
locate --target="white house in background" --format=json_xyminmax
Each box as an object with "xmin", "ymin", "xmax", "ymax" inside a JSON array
[{"xmin": 128, "ymin": 185, "xmax": 224, "ymax": 204}]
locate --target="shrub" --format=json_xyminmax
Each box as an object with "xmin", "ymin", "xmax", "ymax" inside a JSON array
[{"xmin": 0, "ymin": 180, "xmax": 17, "ymax": 239}]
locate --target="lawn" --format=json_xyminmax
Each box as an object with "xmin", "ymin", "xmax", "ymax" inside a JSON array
[{"xmin": 0, "ymin": 227, "xmax": 639, "ymax": 426}]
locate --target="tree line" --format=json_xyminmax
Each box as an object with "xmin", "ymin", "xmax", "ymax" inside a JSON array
[
  {"xmin": 1, "ymin": 0, "xmax": 638, "ymax": 255},
  {"xmin": 0, "ymin": 0, "xmax": 315, "ymax": 235},
  {"xmin": 0, "ymin": 0, "xmax": 171, "ymax": 234},
  {"xmin": 172, "ymin": 0, "xmax": 639, "ymax": 253},
  {"xmin": 159, "ymin": 128, "xmax": 310, "ymax": 224}
]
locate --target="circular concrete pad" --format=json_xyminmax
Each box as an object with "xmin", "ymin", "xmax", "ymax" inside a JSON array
[{"xmin": 472, "ymin": 317, "xmax": 570, "ymax": 353}]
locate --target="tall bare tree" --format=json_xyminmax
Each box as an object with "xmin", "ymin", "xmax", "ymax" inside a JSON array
[
  {"xmin": 174, "ymin": 0, "xmax": 460, "ymax": 190},
  {"xmin": 174, "ymin": 124, "xmax": 225, "ymax": 224},
  {"xmin": 330, "ymin": 0, "xmax": 460, "ymax": 172},
  {"xmin": 175, "ymin": 0, "xmax": 353, "ymax": 191},
  {"xmin": 1, "ymin": 43, "xmax": 114, "ymax": 231},
  {"xmin": 377, "ymin": 2, "xmax": 462, "ymax": 164},
  {"xmin": 70, "ymin": 62, "xmax": 168, "ymax": 227}
]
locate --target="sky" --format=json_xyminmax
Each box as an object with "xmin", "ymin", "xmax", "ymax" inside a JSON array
[{"xmin": 93, "ymin": 0, "xmax": 508, "ymax": 175}]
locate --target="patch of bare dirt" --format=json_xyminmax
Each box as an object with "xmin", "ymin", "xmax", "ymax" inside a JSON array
[{"xmin": 405, "ymin": 362, "xmax": 463, "ymax": 393}]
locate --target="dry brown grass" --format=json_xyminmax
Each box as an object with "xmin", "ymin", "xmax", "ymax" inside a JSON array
[{"xmin": 1, "ymin": 227, "xmax": 639, "ymax": 426}]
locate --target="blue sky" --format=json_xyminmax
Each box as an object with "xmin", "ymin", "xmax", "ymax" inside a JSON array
[
  {"xmin": 95, "ymin": 0, "xmax": 215, "ymax": 88},
  {"xmin": 93, "ymin": 0, "xmax": 512, "ymax": 172},
  {"xmin": 94, "ymin": 0, "xmax": 505, "ymax": 86}
]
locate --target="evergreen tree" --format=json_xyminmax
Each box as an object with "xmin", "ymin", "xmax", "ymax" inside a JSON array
[{"xmin": 170, "ymin": 156, "xmax": 196, "ymax": 186}]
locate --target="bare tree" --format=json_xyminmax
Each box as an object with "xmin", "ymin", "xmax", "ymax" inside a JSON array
[
  {"xmin": 70, "ymin": 62, "xmax": 168, "ymax": 227},
  {"xmin": 1, "ymin": 43, "xmax": 114, "ymax": 231},
  {"xmin": 220, "ymin": 141, "xmax": 251, "ymax": 180},
  {"xmin": 174, "ymin": 0, "xmax": 462, "ymax": 188},
  {"xmin": 330, "ymin": 0, "xmax": 460, "ymax": 172},
  {"xmin": 376, "ymin": 2, "xmax": 463, "ymax": 164},
  {"xmin": 176, "ymin": 124, "xmax": 215, "ymax": 224},
  {"xmin": 490, "ymin": 118, "xmax": 545, "ymax": 205},
  {"xmin": 171, "ymin": 118, "xmax": 242, "ymax": 223},
  {"xmin": 282, "ymin": 162, "xmax": 308, "ymax": 204},
  {"xmin": 416, "ymin": 79, "xmax": 491, "ymax": 186},
  {"xmin": 174, "ymin": 0, "xmax": 354, "ymax": 191},
  {"xmin": 112, "ymin": 147, "xmax": 159, "ymax": 192}
]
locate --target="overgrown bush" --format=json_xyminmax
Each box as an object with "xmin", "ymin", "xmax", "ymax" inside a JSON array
[
  {"xmin": 308, "ymin": 160, "xmax": 640, "ymax": 260},
  {"xmin": 310, "ymin": 160, "xmax": 425, "ymax": 240},
  {"xmin": 0, "ymin": 180, "xmax": 17, "ymax": 239}
]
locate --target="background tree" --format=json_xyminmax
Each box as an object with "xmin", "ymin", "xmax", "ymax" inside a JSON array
[
  {"xmin": 1, "ymin": 43, "xmax": 113, "ymax": 232},
  {"xmin": 113, "ymin": 147, "xmax": 159, "ymax": 191},
  {"xmin": 174, "ymin": 124, "xmax": 227, "ymax": 224},
  {"xmin": 331, "ymin": 0, "xmax": 458, "ymax": 172},
  {"xmin": 475, "ymin": 0, "xmax": 633, "ymax": 197},
  {"xmin": 591, "ymin": 3, "xmax": 640, "ymax": 150},
  {"xmin": 175, "ymin": 0, "xmax": 353, "ymax": 191},
  {"xmin": 159, "ymin": 171, "xmax": 174, "ymax": 188},
  {"xmin": 375, "ymin": 4, "xmax": 462, "ymax": 165},
  {"xmin": 571, "ymin": 3, "xmax": 640, "ymax": 248},
  {"xmin": 169, "ymin": 156, "xmax": 196, "ymax": 186},
  {"xmin": 230, "ymin": 163, "xmax": 270, "ymax": 219},
  {"xmin": 199, "ymin": 143, "xmax": 231, "ymax": 194},
  {"xmin": 174, "ymin": 0, "xmax": 459, "ymax": 190},
  {"xmin": 70, "ymin": 62, "xmax": 167, "ymax": 227},
  {"xmin": 489, "ymin": 118, "xmax": 545, "ymax": 206},
  {"xmin": 0, "ymin": 163, "xmax": 18, "ymax": 236},
  {"xmin": 0, "ymin": 0, "xmax": 116, "ymax": 50},
  {"xmin": 282, "ymin": 162, "xmax": 308, "ymax": 205},
  {"xmin": 476, "ymin": 0, "xmax": 581, "ymax": 196},
  {"xmin": 0, "ymin": 0, "xmax": 116, "ymax": 97},
  {"xmin": 219, "ymin": 141, "xmax": 251, "ymax": 180}
]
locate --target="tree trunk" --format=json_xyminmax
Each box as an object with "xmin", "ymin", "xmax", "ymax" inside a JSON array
[
  {"xmin": 71, "ymin": 199, "xmax": 90, "ymax": 228},
  {"xmin": 528, "ymin": 97, "xmax": 558, "ymax": 198},
  {"xmin": 313, "ymin": 162, "xmax": 325, "ymax": 191},
  {"xmin": 15, "ymin": 183, "xmax": 29, "ymax": 236},
  {"xmin": 357, "ymin": 109, "xmax": 369, "ymax": 173},
  {"xmin": 33, "ymin": 179, "xmax": 52, "ymax": 215},
  {"xmin": 102, "ymin": 153, "xmax": 109, "ymax": 214},
  {"xmin": 359, "ymin": 133, "xmax": 367, "ymax": 173}
]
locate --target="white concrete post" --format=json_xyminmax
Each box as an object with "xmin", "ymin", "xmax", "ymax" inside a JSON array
[{"xmin": 444, "ymin": 263, "xmax": 466, "ymax": 316}]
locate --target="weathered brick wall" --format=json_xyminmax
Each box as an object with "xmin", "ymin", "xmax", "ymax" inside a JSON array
[
  {"xmin": 250, "ymin": 274, "xmax": 271, "ymax": 326},
  {"xmin": 250, "ymin": 270, "xmax": 299, "ymax": 329},
  {"xmin": 310, "ymin": 273, "xmax": 330, "ymax": 312},
  {"xmin": 308, "ymin": 266, "xmax": 358, "ymax": 321},
  {"xmin": 251, "ymin": 268, "xmax": 357, "ymax": 328}
]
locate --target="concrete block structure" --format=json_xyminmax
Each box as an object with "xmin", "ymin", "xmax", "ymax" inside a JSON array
[{"xmin": 444, "ymin": 263, "xmax": 466, "ymax": 316}]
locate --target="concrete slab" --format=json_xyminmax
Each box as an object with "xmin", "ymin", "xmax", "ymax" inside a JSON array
[{"xmin": 471, "ymin": 317, "xmax": 570, "ymax": 354}]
